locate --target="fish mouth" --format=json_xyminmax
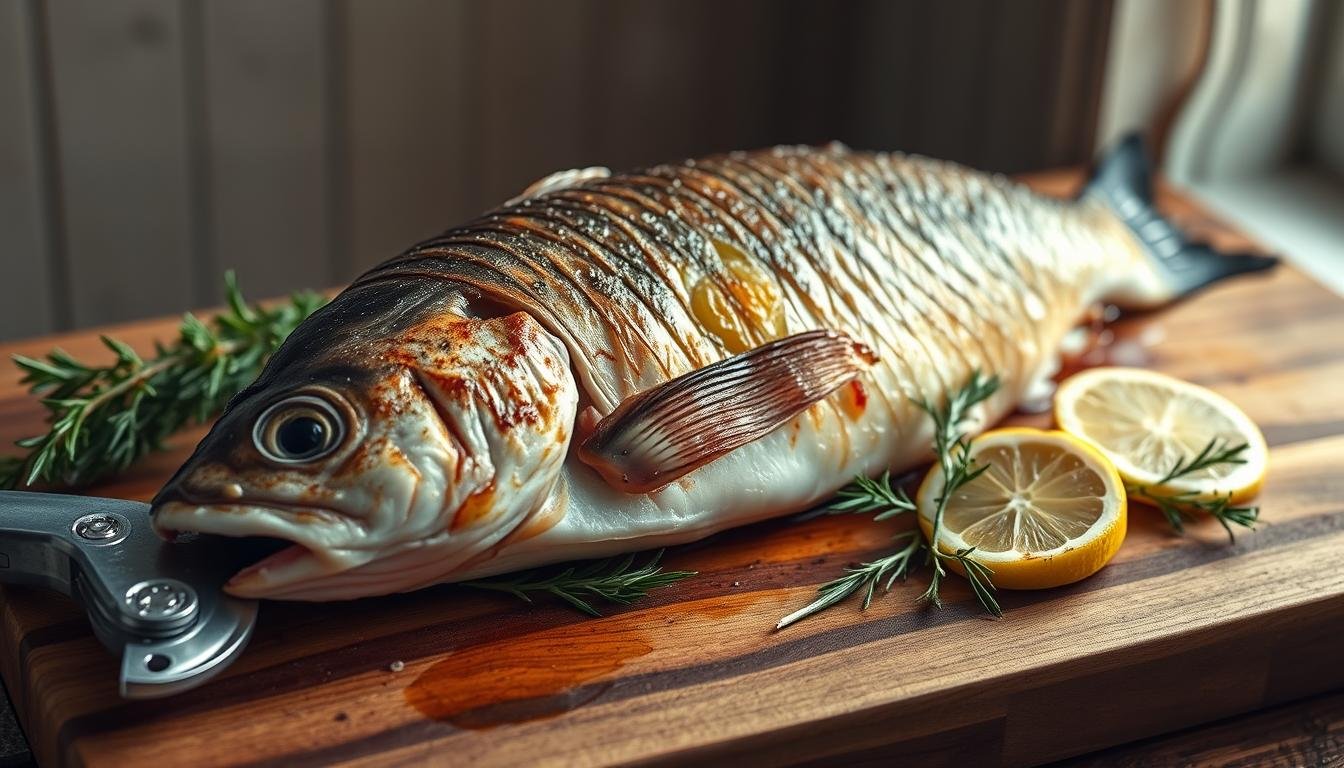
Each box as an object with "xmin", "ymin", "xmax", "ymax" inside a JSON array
[{"xmin": 152, "ymin": 499, "xmax": 365, "ymax": 599}]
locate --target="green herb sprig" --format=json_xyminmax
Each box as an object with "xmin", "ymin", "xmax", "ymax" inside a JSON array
[
  {"xmin": 828, "ymin": 471, "xmax": 917, "ymax": 519},
  {"xmin": 776, "ymin": 531, "xmax": 922, "ymax": 629},
  {"xmin": 461, "ymin": 550, "xmax": 696, "ymax": 616},
  {"xmin": 0, "ymin": 272, "xmax": 326, "ymax": 489},
  {"xmin": 777, "ymin": 371, "xmax": 1002, "ymax": 629},
  {"xmin": 1127, "ymin": 439, "xmax": 1259, "ymax": 542},
  {"xmin": 915, "ymin": 370, "xmax": 1002, "ymax": 616}
]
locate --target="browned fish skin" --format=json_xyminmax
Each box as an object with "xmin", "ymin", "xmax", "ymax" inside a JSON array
[
  {"xmin": 354, "ymin": 144, "xmax": 1139, "ymax": 423},
  {"xmin": 151, "ymin": 141, "xmax": 1278, "ymax": 599}
]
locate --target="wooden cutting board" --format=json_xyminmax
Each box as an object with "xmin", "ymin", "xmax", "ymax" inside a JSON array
[{"xmin": 2, "ymin": 172, "xmax": 1342, "ymax": 768}]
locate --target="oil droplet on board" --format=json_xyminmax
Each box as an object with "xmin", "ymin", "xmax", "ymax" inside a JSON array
[{"xmin": 1052, "ymin": 304, "xmax": 1163, "ymax": 388}]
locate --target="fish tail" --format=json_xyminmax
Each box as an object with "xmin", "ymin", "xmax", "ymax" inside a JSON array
[{"xmin": 1083, "ymin": 133, "xmax": 1278, "ymax": 304}]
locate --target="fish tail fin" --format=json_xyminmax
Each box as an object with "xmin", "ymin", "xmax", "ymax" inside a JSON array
[{"xmin": 1082, "ymin": 132, "xmax": 1277, "ymax": 305}]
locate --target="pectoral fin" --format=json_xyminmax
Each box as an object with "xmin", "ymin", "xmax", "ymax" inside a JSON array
[{"xmin": 577, "ymin": 330, "xmax": 877, "ymax": 493}]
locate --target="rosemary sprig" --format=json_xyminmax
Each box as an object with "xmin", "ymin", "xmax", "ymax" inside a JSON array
[
  {"xmin": 1127, "ymin": 439, "xmax": 1259, "ymax": 542},
  {"xmin": 916, "ymin": 370, "xmax": 1002, "ymax": 617},
  {"xmin": 776, "ymin": 531, "xmax": 922, "ymax": 629},
  {"xmin": 777, "ymin": 371, "xmax": 1003, "ymax": 629},
  {"xmin": 0, "ymin": 272, "xmax": 326, "ymax": 489},
  {"xmin": 828, "ymin": 471, "xmax": 917, "ymax": 519},
  {"xmin": 460, "ymin": 550, "xmax": 696, "ymax": 617}
]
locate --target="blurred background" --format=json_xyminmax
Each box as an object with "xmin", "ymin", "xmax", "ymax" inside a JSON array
[{"xmin": 0, "ymin": 0, "xmax": 1340, "ymax": 342}]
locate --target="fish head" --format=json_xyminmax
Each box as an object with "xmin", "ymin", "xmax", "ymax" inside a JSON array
[{"xmin": 152, "ymin": 283, "xmax": 579, "ymax": 600}]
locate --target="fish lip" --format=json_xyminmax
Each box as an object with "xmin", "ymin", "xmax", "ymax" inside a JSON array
[
  {"xmin": 151, "ymin": 496, "xmax": 344, "ymax": 549},
  {"xmin": 151, "ymin": 497, "xmax": 356, "ymax": 598}
]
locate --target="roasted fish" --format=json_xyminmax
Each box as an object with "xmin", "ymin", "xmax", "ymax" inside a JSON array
[{"xmin": 152, "ymin": 136, "xmax": 1274, "ymax": 600}]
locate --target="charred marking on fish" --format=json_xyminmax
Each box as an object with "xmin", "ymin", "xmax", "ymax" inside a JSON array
[
  {"xmin": 495, "ymin": 481, "xmax": 569, "ymax": 549},
  {"xmin": 452, "ymin": 483, "xmax": 496, "ymax": 532},
  {"xmin": 842, "ymin": 380, "xmax": 869, "ymax": 420}
]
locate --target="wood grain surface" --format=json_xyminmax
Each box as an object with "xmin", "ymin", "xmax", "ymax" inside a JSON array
[
  {"xmin": 1, "ymin": 172, "xmax": 1342, "ymax": 767},
  {"xmin": 1055, "ymin": 689, "xmax": 1344, "ymax": 768}
]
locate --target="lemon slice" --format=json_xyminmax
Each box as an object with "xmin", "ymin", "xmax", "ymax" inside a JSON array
[
  {"xmin": 1054, "ymin": 367, "xmax": 1267, "ymax": 502},
  {"xmin": 916, "ymin": 428, "xmax": 1127, "ymax": 590}
]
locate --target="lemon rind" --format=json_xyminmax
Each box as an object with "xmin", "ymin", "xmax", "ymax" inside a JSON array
[{"xmin": 1054, "ymin": 367, "xmax": 1268, "ymax": 500}]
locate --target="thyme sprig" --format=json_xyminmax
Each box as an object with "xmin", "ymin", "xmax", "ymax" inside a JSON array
[
  {"xmin": 0, "ymin": 272, "xmax": 326, "ymax": 489},
  {"xmin": 777, "ymin": 371, "xmax": 1003, "ymax": 629},
  {"xmin": 461, "ymin": 550, "xmax": 696, "ymax": 617},
  {"xmin": 1127, "ymin": 439, "xmax": 1259, "ymax": 542}
]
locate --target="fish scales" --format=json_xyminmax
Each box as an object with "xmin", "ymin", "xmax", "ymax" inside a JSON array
[
  {"xmin": 535, "ymin": 151, "xmax": 1057, "ymax": 400},
  {"xmin": 150, "ymin": 141, "xmax": 1273, "ymax": 599},
  {"xmin": 395, "ymin": 145, "xmax": 1116, "ymax": 567}
]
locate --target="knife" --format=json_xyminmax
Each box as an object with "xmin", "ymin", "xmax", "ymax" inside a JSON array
[{"xmin": 0, "ymin": 490, "xmax": 258, "ymax": 699}]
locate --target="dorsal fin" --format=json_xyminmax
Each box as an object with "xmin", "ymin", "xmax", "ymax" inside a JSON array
[{"xmin": 506, "ymin": 166, "xmax": 611, "ymax": 206}]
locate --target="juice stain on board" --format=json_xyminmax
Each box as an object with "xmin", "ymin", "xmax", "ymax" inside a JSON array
[
  {"xmin": 404, "ymin": 625, "xmax": 652, "ymax": 729},
  {"xmin": 404, "ymin": 593, "xmax": 764, "ymax": 729}
]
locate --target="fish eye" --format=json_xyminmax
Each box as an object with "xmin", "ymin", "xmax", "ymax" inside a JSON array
[{"xmin": 253, "ymin": 395, "xmax": 345, "ymax": 464}]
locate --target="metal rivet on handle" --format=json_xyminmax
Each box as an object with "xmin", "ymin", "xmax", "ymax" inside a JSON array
[
  {"xmin": 125, "ymin": 579, "xmax": 198, "ymax": 623},
  {"xmin": 72, "ymin": 513, "xmax": 130, "ymax": 545}
]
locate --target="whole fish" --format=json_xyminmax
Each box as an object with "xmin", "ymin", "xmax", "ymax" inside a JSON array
[{"xmin": 152, "ymin": 136, "xmax": 1274, "ymax": 600}]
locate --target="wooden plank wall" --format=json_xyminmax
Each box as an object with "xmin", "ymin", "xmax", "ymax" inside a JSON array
[
  {"xmin": 0, "ymin": 0, "xmax": 60, "ymax": 340},
  {"xmin": 0, "ymin": 0, "xmax": 1114, "ymax": 341},
  {"xmin": 45, "ymin": 0, "xmax": 200, "ymax": 328}
]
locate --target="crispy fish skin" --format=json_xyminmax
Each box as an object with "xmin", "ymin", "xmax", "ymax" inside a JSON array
[
  {"xmin": 151, "ymin": 142, "xmax": 1269, "ymax": 599},
  {"xmin": 372, "ymin": 146, "xmax": 1158, "ymax": 413},
  {"xmin": 379, "ymin": 146, "xmax": 1158, "ymax": 579}
]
